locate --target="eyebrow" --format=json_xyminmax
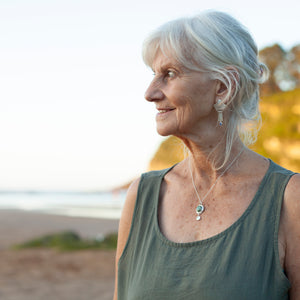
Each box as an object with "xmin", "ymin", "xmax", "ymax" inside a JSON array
[{"xmin": 152, "ymin": 62, "xmax": 183, "ymax": 73}]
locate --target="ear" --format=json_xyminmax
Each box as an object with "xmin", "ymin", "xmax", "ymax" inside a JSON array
[
  {"xmin": 215, "ymin": 67, "xmax": 239, "ymax": 104},
  {"xmin": 216, "ymin": 81, "xmax": 227, "ymax": 96}
]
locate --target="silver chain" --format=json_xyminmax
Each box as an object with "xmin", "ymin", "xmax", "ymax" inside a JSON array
[{"xmin": 189, "ymin": 148, "xmax": 244, "ymax": 207}]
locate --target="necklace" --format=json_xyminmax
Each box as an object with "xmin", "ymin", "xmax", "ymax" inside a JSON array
[{"xmin": 189, "ymin": 148, "xmax": 244, "ymax": 221}]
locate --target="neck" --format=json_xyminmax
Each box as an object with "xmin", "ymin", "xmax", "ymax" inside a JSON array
[{"xmin": 183, "ymin": 136, "xmax": 245, "ymax": 182}]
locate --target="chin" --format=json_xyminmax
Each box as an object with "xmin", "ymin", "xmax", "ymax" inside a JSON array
[
  {"xmin": 156, "ymin": 125, "xmax": 180, "ymax": 137},
  {"xmin": 156, "ymin": 129, "xmax": 170, "ymax": 137},
  {"xmin": 156, "ymin": 126, "xmax": 172, "ymax": 137}
]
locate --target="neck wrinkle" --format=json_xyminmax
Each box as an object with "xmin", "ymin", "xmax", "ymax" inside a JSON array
[{"xmin": 186, "ymin": 139, "xmax": 245, "ymax": 187}]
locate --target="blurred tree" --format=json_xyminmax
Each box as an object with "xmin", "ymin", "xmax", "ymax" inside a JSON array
[
  {"xmin": 259, "ymin": 44, "xmax": 300, "ymax": 95},
  {"xmin": 148, "ymin": 136, "xmax": 185, "ymax": 171},
  {"xmin": 288, "ymin": 45, "xmax": 300, "ymax": 87},
  {"xmin": 259, "ymin": 44, "xmax": 286, "ymax": 95}
]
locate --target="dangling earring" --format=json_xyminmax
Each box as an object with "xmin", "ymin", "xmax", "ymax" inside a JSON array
[{"xmin": 214, "ymin": 99, "xmax": 226, "ymax": 126}]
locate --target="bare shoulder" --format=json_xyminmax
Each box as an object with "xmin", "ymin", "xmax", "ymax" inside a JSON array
[
  {"xmin": 114, "ymin": 177, "xmax": 141, "ymax": 300},
  {"xmin": 116, "ymin": 177, "xmax": 141, "ymax": 260},
  {"xmin": 282, "ymin": 173, "xmax": 300, "ymax": 298},
  {"xmin": 285, "ymin": 173, "xmax": 300, "ymax": 199},
  {"xmin": 124, "ymin": 177, "xmax": 141, "ymax": 210},
  {"xmin": 284, "ymin": 173, "xmax": 300, "ymax": 221},
  {"xmin": 121, "ymin": 177, "xmax": 141, "ymax": 225}
]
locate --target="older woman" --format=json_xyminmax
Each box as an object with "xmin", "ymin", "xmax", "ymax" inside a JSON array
[{"xmin": 114, "ymin": 11, "xmax": 300, "ymax": 300}]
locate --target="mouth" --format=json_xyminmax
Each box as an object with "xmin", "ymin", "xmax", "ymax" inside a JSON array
[{"xmin": 157, "ymin": 108, "xmax": 175, "ymax": 114}]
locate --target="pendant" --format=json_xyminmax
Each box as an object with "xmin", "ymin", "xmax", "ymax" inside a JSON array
[{"xmin": 196, "ymin": 204, "xmax": 205, "ymax": 221}]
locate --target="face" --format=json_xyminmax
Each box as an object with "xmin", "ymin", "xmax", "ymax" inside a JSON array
[{"xmin": 144, "ymin": 51, "xmax": 219, "ymax": 138}]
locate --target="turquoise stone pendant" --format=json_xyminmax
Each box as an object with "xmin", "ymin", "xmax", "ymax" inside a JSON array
[{"xmin": 196, "ymin": 204, "xmax": 204, "ymax": 221}]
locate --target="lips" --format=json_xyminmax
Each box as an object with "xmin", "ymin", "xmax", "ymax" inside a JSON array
[{"xmin": 157, "ymin": 108, "xmax": 175, "ymax": 113}]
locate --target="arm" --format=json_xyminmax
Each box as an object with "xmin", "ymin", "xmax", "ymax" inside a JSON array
[
  {"xmin": 282, "ymin": 174, "xmax": 300, "ymax": 299},
  {"xmin": 113, "ymin": 178, "xmax": 140, "ymax": 300}
]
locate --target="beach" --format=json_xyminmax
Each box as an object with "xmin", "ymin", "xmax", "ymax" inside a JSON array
[{"xmin": 0, "ymin": 209, "xmax": 119, "ymax": 300}]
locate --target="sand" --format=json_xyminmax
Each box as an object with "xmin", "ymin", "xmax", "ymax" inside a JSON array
[{"xmin": 0, "ymin": 209, "xmax": 119, "ymax": 300}]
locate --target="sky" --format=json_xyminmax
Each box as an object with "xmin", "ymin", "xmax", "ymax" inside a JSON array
[{"xmin": 0, "ymin": 0, "xmax": 299, "ymax": 191}]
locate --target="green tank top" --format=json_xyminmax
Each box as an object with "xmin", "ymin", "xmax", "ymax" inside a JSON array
[{"xmin": 118, "ymin": 160, "xmax": 294, "ymax": 299}]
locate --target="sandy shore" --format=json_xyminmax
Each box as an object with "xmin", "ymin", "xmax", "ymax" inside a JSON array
[{"xmin": 0, "ymin": 209, "xmax": 119, "ymax": 300}]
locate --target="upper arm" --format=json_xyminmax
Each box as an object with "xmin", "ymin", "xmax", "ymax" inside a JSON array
[
  {"xmin": 113, "ymin": 177, "xmax": 140, "ymax": 300},
  {"xmin": 116, "ymin": 177, "xmax": 140, "ymax": 261},
  {"xmin": 282, "ymin": 174, "xmax": 300, "ymax": 299}
]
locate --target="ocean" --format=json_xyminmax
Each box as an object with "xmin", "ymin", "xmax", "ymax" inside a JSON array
[{"xmin": 0, "ymin": 190, "xmax": 126, "ymax": 219}]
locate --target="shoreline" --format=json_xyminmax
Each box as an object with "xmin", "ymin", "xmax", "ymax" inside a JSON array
[
  {"xmin": 0, "ymin": 209, "xmax": 119, "ymax": 249},
  {"xmin": 0, "ymin": 209, "xmax": 119, "ymax": 300}
]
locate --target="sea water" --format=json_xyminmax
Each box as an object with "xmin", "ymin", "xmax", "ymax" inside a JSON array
[{"xmin": 0, "ymin": 190, "xmax": 126, "ymax": 219}]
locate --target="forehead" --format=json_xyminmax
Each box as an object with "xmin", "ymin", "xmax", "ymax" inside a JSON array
[{"xmin": 151, "ymin": 51, "xmax": 182, "ymax": 72}]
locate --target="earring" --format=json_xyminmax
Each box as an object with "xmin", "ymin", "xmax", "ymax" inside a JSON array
[{"xmin": 214, "ymin": 99, "xmax": 226, "ymax": 126}]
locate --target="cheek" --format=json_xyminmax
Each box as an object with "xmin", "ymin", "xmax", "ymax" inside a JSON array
[
  {"xmin": 190, "ymin": 86, "xmax": 215, "ymax": 114},
  {"xmin": 182, "ymin": 95, "xmax": 200, "ymax": 115},
  {"xmin": 176, "ymin": 97, "xmax": 197, "ymax": 124}
]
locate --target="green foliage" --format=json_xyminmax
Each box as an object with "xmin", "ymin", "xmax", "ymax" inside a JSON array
[{"xmin": 13, "ymin": 231, "xmax": 118, "ymax": 251}]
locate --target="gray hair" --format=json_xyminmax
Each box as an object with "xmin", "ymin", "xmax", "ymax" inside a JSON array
[{"xmin": 142, "ymin": 10, "xmax": 269, "ymax": 169}]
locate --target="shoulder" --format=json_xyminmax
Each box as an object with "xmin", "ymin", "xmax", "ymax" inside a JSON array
[
  {"xmin": 119, "ymin": 166, "xmax": 178, "ymax": 231},
  {"xmin": 282, "ymin": 173, "xmax": 300, "ymax": 295},
  {"xmin": 283, "ymin": 173, "xmax": 300, "ymax": 221},
  {"xmin": 115, "ymin": 177, "xmax": 141, "ymax": 261},
  {"xmin": 122, "ymin": 167, "xmax": 173, "ymax": 217},
  {"xmin": 285, "ymin": 173, "xmax": 300, "ymax": 199},
  {"xmin": 126, "ymin": 177, "xmax": 141, "ymax": 204},
  {"xmin": 115, "ymin": 167, "xmax": 173, "ymax": 261},
  {"xmin": 120, "ymin": 177, "xmax": 141, "ymax": 232},
  {"xmin": 282, "ymin": 173, "xmax": 300, "ymax": 226},
  {"xmin": 114, "ymin": 177, "xmax": 142, "ymax": 300}
]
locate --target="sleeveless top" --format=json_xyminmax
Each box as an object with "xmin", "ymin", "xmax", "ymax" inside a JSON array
[{"xmin": 118, "ymin": 159, "xmax": 295, "ymax": 300}]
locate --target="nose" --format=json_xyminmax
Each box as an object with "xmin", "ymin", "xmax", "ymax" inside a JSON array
[{"xmin": 144, "ymin": 79, "xmax": 164, "ymax": 102}]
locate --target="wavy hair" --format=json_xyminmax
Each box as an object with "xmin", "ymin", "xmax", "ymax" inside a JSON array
[{"xmin": 142, "ymin": 10, "xmax": 269, "ymax": 169}]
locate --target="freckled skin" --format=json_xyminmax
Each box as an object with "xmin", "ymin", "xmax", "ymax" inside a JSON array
[{"xmin": 145, "ymin": 53, "xmax": 273, "ymax": 245}]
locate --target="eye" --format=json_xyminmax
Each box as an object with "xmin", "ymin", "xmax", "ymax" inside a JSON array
[{"xmin": 166, "ymin": 70, "xmax": 176, "ymax": 78}]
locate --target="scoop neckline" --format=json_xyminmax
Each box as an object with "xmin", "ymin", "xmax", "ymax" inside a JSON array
[{"xmin": 154, "ymin": 158, "xmax": 274, "ymax": 248}]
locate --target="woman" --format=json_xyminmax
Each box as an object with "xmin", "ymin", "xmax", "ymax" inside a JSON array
[{"xmin": 114, "ymin": 11, "xmax": 300, "ymax": 299}]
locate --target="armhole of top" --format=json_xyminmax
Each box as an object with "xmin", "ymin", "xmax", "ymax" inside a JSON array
[
  {"xmin": 117, "ymin": 167, "xmax": 174, "ymax": 264},
  {"xmin": 118, "ymin": 174, "xmax": 145, "ymax": 265},
  {"xmin": 273, "ymin": 172, "xmax": 296, "ymax": 286}
]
